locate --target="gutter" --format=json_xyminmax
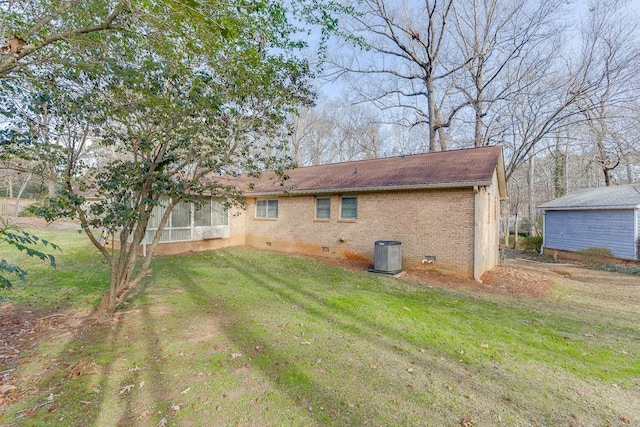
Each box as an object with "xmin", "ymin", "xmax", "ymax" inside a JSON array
[{"xmin": 247, "ymin": 180, "xmax": 493, "ymax": 197}]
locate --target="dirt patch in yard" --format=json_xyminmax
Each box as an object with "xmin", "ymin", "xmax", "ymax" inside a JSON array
[
  {"xmin": 317, "ymin": 254, "xmax": 640, "ymax": 305},
  {"xmin": 410, "ymin": 264, "xmax": 554, "ymax": 297},
  {"xmin": 317, "ymin": 257, "xmax": 555, "ymax": 297}
]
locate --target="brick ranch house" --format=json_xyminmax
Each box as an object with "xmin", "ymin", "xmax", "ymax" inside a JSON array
[{"xmin": 145, "ymin": 145, "xmax": 506, "ymax": 280}]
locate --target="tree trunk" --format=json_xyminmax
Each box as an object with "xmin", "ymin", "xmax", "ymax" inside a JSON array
[
  {"xmin": 435, "ymin": 108, "xmax": 448, "ymax": 151},
  {"xmin": 15, "ymin": 173, "xmax": 32, "ymax": 214},
  {"xmin": 473, "ymin": 56, "xmax": 484, "ymax": 148},
  {"xmin": 501, "ymin": 202, "xmax": 510, "ymax": 246},
  {"xmin": 527, "ymin": 156, "xmax": 537, "ymax": 237},
  {"xmin": 513, "ymin": 212, "xmax": 519, "ymax": 250},
  {"xmin": 95, "ymin": 261, "xmax": 129, "ymax": 318},
  {"xmin": 474, "ymin": 101, "xmax": 483, "ymax": 148},
  {"xmin": 95, "ymin": 256, "xmax": 144, "ymax": 319},
  {"xmin": 92, "ymin": 200, "xmax": 168, "ymax": 318},
  {"xmin": 603, "ymin": 168, "xmax": 612, "ymax": 186},
  {"xmin": 96, "ymin": 288, "xmax": 117, "ymax": 320},
  {"xmin": 553, "ymin": 141, "xmax": 566, "ymax": 198},
  {"xmin": 625, "ymin": 163, "xmax": 635, "ymax": 184},
  {"xmin": 426, "ymin": 77, "xmax": 438, "ymax": 152}
]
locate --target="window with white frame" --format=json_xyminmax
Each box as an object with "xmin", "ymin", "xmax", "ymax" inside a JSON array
[
  {"xmin": 340, "ymin": 196, "xmax": 357, "ymax": 220},
  {"xmin": 256, "ymin": 199, "xmax": 278, "ymax": 218},
  {"xmin": 316, "ymin": 197, "xmax": 330, "ymax": 219}
]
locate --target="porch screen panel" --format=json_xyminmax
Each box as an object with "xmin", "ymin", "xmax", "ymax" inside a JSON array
[
  {"xmin": 195, "ymin": 200, "xmax": 212, "ymax": 227},
  {"xmin": 212, "ymin": 200, "xmax": 229, "ymax": 226},
  {"xmin": 147, "ymin": 203, "xmax": 166, "ymax": 228},
  {"xmin": 171, "ymin": 202, "xmax": 191, "ymax": 227},
  {"xmin": 143, "ymin": 203, "xmax": 168, "ymax": 243}
]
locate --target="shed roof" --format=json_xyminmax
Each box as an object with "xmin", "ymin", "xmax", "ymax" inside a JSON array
[
  {"xmin": 538, "ymin": 184, "xmax": 640, "ymax": 210},
  {"xmin": 238, "ymin": 146, "xmax": 505, "ymax": 197}
]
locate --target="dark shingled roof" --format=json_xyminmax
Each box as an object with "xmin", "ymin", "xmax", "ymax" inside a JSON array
[
  {"xmin": 241, "ymin": 145, "xmax": 505, "ymax": 196},
  {"xmin": 538, "ymin": 184, "xmax": 640, "ymax": 210}
]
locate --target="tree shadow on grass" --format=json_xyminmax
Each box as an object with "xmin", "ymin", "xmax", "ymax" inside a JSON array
[
  {"xmin": 164, "ymin": 248, "xmax": 634, "ymax": 426},
  {"xmin": 166, "ymin": 249, "xmax": 481, "ymax": 425},
  {"xmin": 1, "ymin": 292, "xmax": 180, "ymax": 426}
]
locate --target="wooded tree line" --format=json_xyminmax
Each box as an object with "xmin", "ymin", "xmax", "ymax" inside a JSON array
[{"xmin": 294, "ymin": 0, "xmax": 640, "ymax": 236}]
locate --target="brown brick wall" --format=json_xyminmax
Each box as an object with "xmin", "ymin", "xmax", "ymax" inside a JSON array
[
  {"xmin": 138, "ymin": 181, "xmax": 502, "ymax": 279},
  {"xmin": 244, "ymin": 188, "xmax": 477, "ymax": 278}
]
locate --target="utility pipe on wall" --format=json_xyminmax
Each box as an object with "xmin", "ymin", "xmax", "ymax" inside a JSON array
[{"xmin": 473, "ymin": 186, "xmax": 479, "ymax": 282}]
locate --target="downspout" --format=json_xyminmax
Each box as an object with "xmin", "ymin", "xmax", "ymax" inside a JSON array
[
  {"xmin": 540, "ymin": 210, "xmax": 545, "ymax": 255},
  {"xmin": 473, "ymin": 186, "xmax": 479, "ymax": 281},
  {"xmin": 635, "ymin": 207, "xmax": 639, "ymax": 260}
]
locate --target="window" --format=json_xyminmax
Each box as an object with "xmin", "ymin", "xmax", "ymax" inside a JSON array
[
  {"xmin": 340, "ymin": 196, "xmax": 357, "ymax": 219},
  {"xmin": 316, "ymin": 197, "xmax": 330, "ymax": 219},
  {"xmin": 257, "ymin": 199, "xmax": 278, "ymax": 218}
]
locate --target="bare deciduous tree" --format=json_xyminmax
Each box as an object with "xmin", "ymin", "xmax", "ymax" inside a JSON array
[
  {"xmin": 331, "ymin": 0, "xmax": 461, "ymax": 151},
  {"xmin": 451, "ymin": 0, "xmax": 565, "ymax": 147},
  {"xmin": 575, "ymin": 0, "xmax": 640, "ymax": 185},
  {"xmin": 290, "ymin": 99, "xmax": 384, "ymax": 165}
]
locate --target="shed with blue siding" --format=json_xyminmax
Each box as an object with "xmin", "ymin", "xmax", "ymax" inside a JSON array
[{"xmin": 538, "ymin": 185, "xmax": 640, "ymax": 260}]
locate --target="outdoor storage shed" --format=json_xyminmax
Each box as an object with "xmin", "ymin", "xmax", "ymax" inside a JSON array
[{"xmin": 538, "ymin": 184, "xmax": 640, "ymax": 260}]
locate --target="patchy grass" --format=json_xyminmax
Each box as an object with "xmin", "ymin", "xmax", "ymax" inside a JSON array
[
  {"xmin": 0, "ymin": 228, "xmax": 108, "ymax": 310},
  {"xmin": 594, "ymin": 263, "xmax": 640, "ymax": 275},
  {"xmin": 1, "ymin": 229, "xmax": 639, "ymax": 426}
]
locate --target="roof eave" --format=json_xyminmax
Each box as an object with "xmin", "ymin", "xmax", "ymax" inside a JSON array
[
  {"xmin": 246, "ymin": 180, "xmax": 493, "ymax": 197},
  {"xmin": 538, "ymin": 204, "xmax": 640, "ymax": 211}
]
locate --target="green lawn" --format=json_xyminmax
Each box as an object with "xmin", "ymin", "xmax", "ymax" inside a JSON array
[{"xmin": 1, "ymin": 229, "xmax": 639, "ymax": 426}]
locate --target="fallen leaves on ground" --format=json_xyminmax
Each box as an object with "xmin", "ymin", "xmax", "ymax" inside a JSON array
[
  {"xmin": 136, "ymin": 410, "xmax": 152, "ymax": 420},
  {"xmin": 119, "ymin": 384, "xmax": 134, "ymax": 394},
  {"xmin": 66, "ymin": 360, "xmax": 100, "ymax": 379}
]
